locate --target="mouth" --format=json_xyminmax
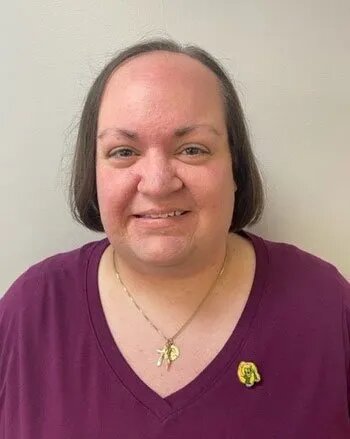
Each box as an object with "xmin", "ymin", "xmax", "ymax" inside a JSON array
[{"xmin": 133, "ymin": 211, "xmax": 190, "ymax": 219}]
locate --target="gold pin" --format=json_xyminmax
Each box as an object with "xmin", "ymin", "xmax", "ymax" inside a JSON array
[{"xmin": 237, "ymin": 361, "xmax": 261, "ymax": 387}]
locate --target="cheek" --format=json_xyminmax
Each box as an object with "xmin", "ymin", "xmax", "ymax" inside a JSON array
[
  {"xmin": 192, "ymin": 163, "xmax": 234, "ymax": 210},
  {"xmin": 96, "ymin": 166, "xmax": 136, "ymax": 217}
]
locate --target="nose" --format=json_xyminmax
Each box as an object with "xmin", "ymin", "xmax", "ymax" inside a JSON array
[{"xmin": 136, "ymin": 151, "xmax": 183, "ymax": 196}]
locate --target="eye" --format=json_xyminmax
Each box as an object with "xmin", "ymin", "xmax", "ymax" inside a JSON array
[
  {"xmin": 180, "ymin": 145, "xmax": 209, "ymax": 156},
  {"xmin": 109, "ymin": 147, "xmax": 138, "ymax": 158}
]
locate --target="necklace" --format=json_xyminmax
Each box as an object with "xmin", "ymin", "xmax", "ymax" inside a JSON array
[{"xmin": 112, "ymin": 244, "xmax": 228, "ymax": 371}]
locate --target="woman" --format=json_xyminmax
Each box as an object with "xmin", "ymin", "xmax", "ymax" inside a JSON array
[{"xmin": 1, "ymin": 39, "xmax": 349, "ymax": 438}]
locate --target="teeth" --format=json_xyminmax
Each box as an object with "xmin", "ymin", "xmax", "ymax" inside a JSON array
[{"xmin": 142, "ymin": 210, "xmax": 185, "ymax": 219}]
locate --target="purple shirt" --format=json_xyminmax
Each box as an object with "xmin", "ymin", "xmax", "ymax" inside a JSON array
[{"xmin": 1, "ymin": 230, "xmax": 350, "ymax": 438}]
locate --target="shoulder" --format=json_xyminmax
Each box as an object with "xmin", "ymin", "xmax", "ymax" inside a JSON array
[
  {"xmin": 260, "ymin": 233, "xmax": 348, "ymax": 288},
  {"xmin": 248, "ymin": 231, "xmax": 350, "ymax": 313},
  {"xmin": 263, "ymin": 234, "xmax": 338, "ymax": 275},
  {"xmin": 0, "ymin": 238, "xmax": 108, "ymax": 321}
]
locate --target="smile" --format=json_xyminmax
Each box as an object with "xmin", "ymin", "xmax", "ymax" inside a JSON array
[{"xmin": 135, "ymin": 210, "xmax": 188, "ymax": 219}]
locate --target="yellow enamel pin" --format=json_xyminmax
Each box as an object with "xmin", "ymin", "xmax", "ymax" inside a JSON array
[{"xmin": 237, "ymin": 361, "xmax": 261, "ymax": 387}]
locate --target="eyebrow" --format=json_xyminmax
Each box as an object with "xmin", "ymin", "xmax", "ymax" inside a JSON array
[{"xmin": 97, "ymin": 124, "xmax": 221, "ymax": 141}]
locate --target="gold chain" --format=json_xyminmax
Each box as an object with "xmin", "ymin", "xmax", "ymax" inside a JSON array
[{"xmin": 112, "ymin": 243, "xmax": 229, "ymax": 370}]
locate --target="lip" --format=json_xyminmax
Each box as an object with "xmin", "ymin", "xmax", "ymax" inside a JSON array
[
  {"xmin": 132, "ymin": 211, "xmax": 191, "ymax": 226},
  {"xmin": 134, "ymin": 209, "xmax": 189, "ymax": 217}
]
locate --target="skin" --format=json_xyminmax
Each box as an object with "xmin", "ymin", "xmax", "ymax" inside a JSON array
[{"xmin": 96, "ymin": 51, "xmax": 239, "ymax": 304}]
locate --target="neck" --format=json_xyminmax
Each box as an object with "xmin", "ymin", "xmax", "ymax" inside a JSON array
[{"xmin": 109, "ymin": 235, "xmax": 235, "ymax": 308}]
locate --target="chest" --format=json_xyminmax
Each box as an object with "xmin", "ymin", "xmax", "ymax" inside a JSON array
[
  {"xmin": 99, "ymin": 279, "xmax": 253, "ymax": 398},
  {"xmin": 97, "ymin": 236, "xmax": 256, "ymax": 398},
  {"xmin": 105, "ymin": 312, "xmax": 243, "ymax": 398}
]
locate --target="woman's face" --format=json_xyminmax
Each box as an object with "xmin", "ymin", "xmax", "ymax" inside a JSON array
[{"xmin": 96, "ymin": 51, "xmax": 236, "ymax": 269}]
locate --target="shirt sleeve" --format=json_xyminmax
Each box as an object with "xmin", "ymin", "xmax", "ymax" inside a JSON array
[
  {"xmin": 0, "ymin": 268, "xmax": 44, "ymax": 429},
  {"xmin": 338, "ymin": 269, "xmax": 350, "ymax": 416}
]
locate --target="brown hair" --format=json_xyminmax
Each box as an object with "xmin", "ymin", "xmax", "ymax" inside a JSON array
[{"xmin": 69, "ymin": 38, "xmax": 265, "ymax": 233}]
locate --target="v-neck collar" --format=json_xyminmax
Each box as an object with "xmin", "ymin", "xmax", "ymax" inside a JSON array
[{"xmin": 85, "ymin": 230, "xmax": 269, "ymax": 420}]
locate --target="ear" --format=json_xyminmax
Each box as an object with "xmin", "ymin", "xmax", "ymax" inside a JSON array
[{"xmin": 233, "ymin": 180, "xmax": 237, "ymax": 193}]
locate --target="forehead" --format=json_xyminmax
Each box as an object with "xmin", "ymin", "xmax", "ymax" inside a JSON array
[{"xmin": 97, "ymin": 51, "xmax": 226, "ymax": 135}]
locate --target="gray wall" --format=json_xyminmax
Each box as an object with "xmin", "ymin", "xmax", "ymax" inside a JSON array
[{"xmin": 1, "ymin": 0, "xmax": 349, "ymax": 293}]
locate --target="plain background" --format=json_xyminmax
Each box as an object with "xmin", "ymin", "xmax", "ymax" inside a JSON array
[{"xmin": 1, "ymin": 0, "xmax": 349, "ymax": 294}]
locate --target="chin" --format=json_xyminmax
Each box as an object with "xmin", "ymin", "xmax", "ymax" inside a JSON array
[{"xmin": 130, "ymin": 235, "xmax": 192, "ymax": 265}]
